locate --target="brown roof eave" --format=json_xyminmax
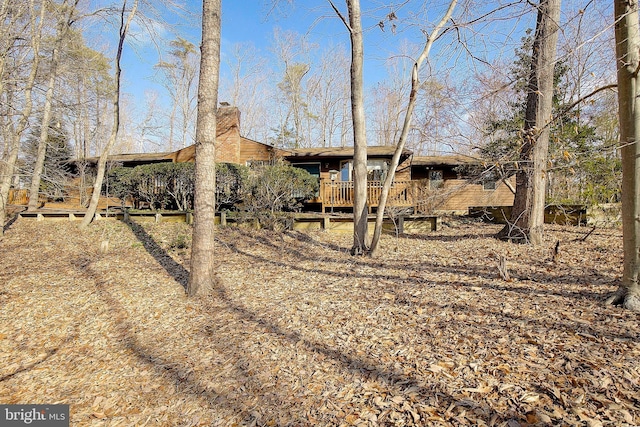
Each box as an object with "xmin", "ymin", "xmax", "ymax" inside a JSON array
[
  {"xmin": 287, "ymin": 146, "xmax": 412, "ymax": 160},
  {"xmin": 411, "ymin": 154, "xmax": 481, "ymax": 168}
]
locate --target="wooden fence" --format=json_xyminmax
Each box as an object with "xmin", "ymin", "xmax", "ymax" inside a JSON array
[{"xmin": 7, "ymin": 189, "xmax": 47, "ymax": 206}]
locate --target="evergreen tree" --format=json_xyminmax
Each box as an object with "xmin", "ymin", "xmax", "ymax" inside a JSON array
[
  {"xmin": 480, "ymin": 33, "xmax": 620, "ymax": 206},
  {"xmin": 23, "ymin": 117, "xmax": 72, "ymax": 200}
]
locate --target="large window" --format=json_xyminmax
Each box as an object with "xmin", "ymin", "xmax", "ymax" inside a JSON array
[
  {"xmin": 292, "ymin": 162, "xmax": 320, "ymax": 179},
  {"xmin": 367, "ymin": 159, "xmax": 388, "ymax": 182},
  {"xmin": 339, "ymin": 159, "xmax": 389, "ymax": 181}
]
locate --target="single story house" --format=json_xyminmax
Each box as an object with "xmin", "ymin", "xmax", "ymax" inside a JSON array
[
  {"xmin": 72, "ymin": 105, "xmax": 514, "ymax": 214},
  {"xmin": 284, "ymin": 145, "xmax": 413, "ymax": 213},
  {"xmin": 410, "ymin": 155, "xmax": 515, "ymax": 214}
]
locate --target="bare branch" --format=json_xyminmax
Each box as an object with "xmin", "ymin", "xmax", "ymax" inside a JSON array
[{"xmin": 327, "ymin": 0, "xmax": 352, "ymax": 33}]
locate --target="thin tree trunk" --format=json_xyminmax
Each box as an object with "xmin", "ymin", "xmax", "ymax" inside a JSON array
[
  {"xmin": 370, "ymin": 0, "xmax": 457, "ymax": 256},
  {"xmin": 497, "ymin": 0, "xmax": 561, "ymax": 245},
  {"xmin": 0, "ymin": 0, "xmax": 45, "ymax": 235},
  {"xmin": 187, "ymin": 0, "xmax": 221, "ymax": 297},
  {"xmin": 607, "ymin": 0, "xmax": 640, "ymax": 311},
  {"xmin": 27, "ymin": 0, "xmax": 78, "ymax": 211},
  {"xmin": 80, "ymin": 0, "xmax": 138, "ymax": 228},
  {"xmin": 343, "ymin": 0, "xmax": 368, "ymax": 255}
]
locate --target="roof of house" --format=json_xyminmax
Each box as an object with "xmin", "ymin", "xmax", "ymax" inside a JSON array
[
  {"xmin": 412, "ymin": 154, "xmax": 481, "ymax": 167},
  {"xmin": 287, "ymin": 146, "xmax": 412, "ymax": 158},
  {"xmin": 82, "ymin": 151, "xmax": 175, "ymax": 164}
]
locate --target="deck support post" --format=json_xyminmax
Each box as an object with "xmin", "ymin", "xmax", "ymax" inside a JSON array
[{"xmin": 322, "ymin": 216, "xmax": 330, "ymax": 230}]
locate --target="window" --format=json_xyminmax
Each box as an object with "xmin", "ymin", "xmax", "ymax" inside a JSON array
[
  {"xmin": 292, "ymin": 163, "xmax": 320, "ymax": 179},
  {"xmin": 245, "ymin": 159, "xmax": 274, "ymax": 168},
  {"xmin": 367, "ymin": 159, "xmax": 388, "ymax": 182},
  {"xmin": 483, "ymin": 179, "xmax": 497, "ymax": 191},
  {"xmin": 429, "ymin": 170, "xmax": 443, "ymax": 189},
  {"xmin": 339, "ymin": 159, "xmax": 389, "ymax": 181},
  {"xmin": 340, "ymin": 160, "xmax": 351, "ymax": 181}
]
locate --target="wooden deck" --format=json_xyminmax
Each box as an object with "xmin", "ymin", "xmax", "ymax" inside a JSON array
[{"xmin": 320, "ymin": 180, "xmax": 415, "ymax": 213}]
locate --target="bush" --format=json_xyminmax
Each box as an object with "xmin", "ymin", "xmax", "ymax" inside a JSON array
[
  {"xmin": 107, "ymin": 162, "xmax": 195, "ymax": 210},
  {"xmin": 106, "ymin": 160, "xmax": 317, "ymax": 222},
  {"xmin": 241, "ymin": 161, "xmax": 318, "ymax": 230},
  {"xmin": 106, "ymin": 165, "xmax": 136, "ymax": 207},
  {"xmin": 216, "ymin": 162, "xmax": 249, "ymax": 211}
]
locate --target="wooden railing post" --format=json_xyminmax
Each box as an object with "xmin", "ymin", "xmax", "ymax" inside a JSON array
[{"xmin": 316, "ymin": 180, "xmax": 415, "ymax": 210}]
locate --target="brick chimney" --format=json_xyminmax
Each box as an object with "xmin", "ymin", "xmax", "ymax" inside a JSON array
[
  {"xmin": 171, "ymin": 105, "xmax": 242, "ymax": 163},
  {"xmin": 215, "ymin": 105, "xmax": 242, "ymax": 163}
]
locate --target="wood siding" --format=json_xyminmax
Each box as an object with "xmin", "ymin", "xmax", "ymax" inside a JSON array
[{"xmin": 434, "ymin": 178, "xmax": 515, "ymax": 213}]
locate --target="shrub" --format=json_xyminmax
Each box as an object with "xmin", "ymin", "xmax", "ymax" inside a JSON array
[
  {"xmin": 108, "ymin": 162, "xmax": 195, "ymax": 210},
  {"xmin": 216, "ymin": 162, "xmax": 249, "ymax": 211},
  {"xmin": 241, "ymin": 161, "xmax": 318, "ymax": 230},
  {"xmin": 106, "ymin": 160, "xmax": 316, "ymax": 221}
]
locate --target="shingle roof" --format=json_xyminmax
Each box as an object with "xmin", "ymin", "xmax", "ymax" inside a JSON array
[
  {"xmin": 288, "ymin": 146, "xmax": 412, "ymax": 158},
  {"xmin": 412, "ymin": 154, "xmax": 480, "ymax": 167}
]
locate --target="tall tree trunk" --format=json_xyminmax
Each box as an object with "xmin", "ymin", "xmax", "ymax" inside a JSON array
[
  {"xmin": 0, "ymin": 0, "xmax": 45, "ymax": 235},
  {"xmin": 370, "ymin": 0, "xmax": 457, "ymax": 257},
  {"xmin": 607, "ymin": 0, "xmax": 640, "ymax": 311},
  {"xmin": 497, "ymin": 0, "xmax": 561, "ymax": 245},
  {"xmin": 80, "ymin": 0, "xmax": 137, "ymax": 228},
  {"xmin": 187, "ymin": 0, "xmax": 221, "ymax": 297},
  {"xmin": 345, "ymin": 0, "xmax": 369, "ymax": 255},
  {"xmin": 27, "ymin": 0, "xmax": 78, "ymax": 211}
]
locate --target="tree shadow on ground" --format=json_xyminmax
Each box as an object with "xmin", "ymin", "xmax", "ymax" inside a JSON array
[
  {"xmin": 87, "ymin": 257, "xmax": 513, "ymax": 425},
  {"xmin": 222, "ymin": 228, "xmax": 617, "ymax": 303},
  {"xmin": 70, "ymin": 221, "xmax": 636, "ymax": 424},
  {"xmin": 124, "ymin": 219, "xmax": 188, "ymax": 290},
  {"xmin": 2, "ymin": 210, "xmax": 23, "ymax": 233},
  {"xmin": 400, "ymin": 231, "xmax": 499, "ymax": 242},
  {"xmin": 0, "ymin": 330, "xmax": 76, "ymax": 382}
]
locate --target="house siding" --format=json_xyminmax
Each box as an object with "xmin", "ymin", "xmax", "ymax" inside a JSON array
[
  {"xmin": 171, "ymin": 107, "xmax": 281, "ymax": 165},
  {"xmin": 436, "ymin": 178, "xmax": 515, "ymax": 213}
]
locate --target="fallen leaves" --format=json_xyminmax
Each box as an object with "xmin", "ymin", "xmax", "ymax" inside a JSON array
[{"xmin": 0, "ymin": 219, "xmax": 638, "ymax": 426}]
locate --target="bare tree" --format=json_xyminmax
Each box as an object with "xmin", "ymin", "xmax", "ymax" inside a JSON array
[
  {"xmin": 187, "ymin": 0, "xmax": 221, "ymax": 297},
  {"xmin": 0, "ymin": 0, "xmax": 46, "ymax": 235},
  {"xmin": 27, "ymin": 0, "xmax": 79, "ymax": 211},
  {"xmin": 370, "ymin": 0, "xmax": 457, "ymax": 257},
  {"xmin": 220, "ymin": 42, "xmax": 271, "ymax": 140},
  {"xmin": 370, "ymin": 79, "xmax": 406, "ymax": 147},
  {"xmin": 607, "ymin": 0, "xmax": 640, "ymax": 312},
  {"xmin": 271, "ymin": 29, "xmax": 314, "ymax": 148},
  {"xmin": 327, "ymin": 0, "xmax": 369, "ymax": 254},
  {"xmin": 80, "ymin": 0, "xmax": 138, "ymax": 228},
  {"xmin": 496, "ymin": 0, "xmax": 561, "ymax": 245},
  {"xmin": 306, "ymin": 44, "xmax": 350, "ymax": 147},
  {"xmin": 155, "ymin": 37, "xmax": 199, "ymax": 150}
]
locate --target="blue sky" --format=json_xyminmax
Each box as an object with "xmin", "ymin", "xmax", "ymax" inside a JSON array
[
  {"xmin": 98, "ymin": 0, "xmax": 614, "ymax": 153},
  {"xmin": 101, "ymin": 0, "xmax": 541, "ymax": 152},
  {"xmin": 117, "ymin": 0, "xmax": 525, "ymax": 104}
]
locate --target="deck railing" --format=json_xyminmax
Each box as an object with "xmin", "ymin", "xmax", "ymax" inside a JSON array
[{"xmin": 320, "ymin": 180, "xmax": 414, "ymax": 211}]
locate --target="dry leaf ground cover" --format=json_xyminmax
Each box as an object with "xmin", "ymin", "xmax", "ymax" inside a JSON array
[{"xmin": 0, "ymin": 217, "xmax": 638, "ymax": 426}]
